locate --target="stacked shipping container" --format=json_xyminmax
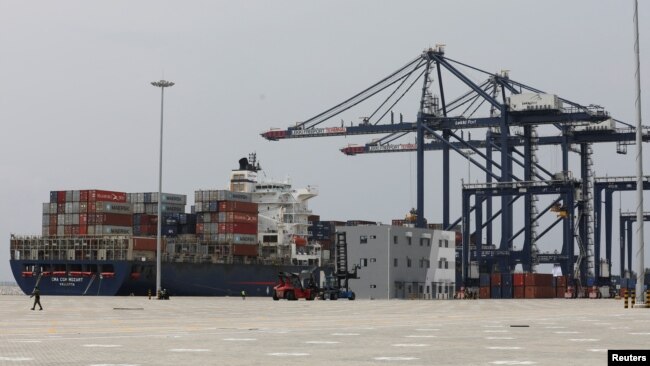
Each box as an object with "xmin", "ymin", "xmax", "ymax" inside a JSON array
[
  {"xmin": 42, "ymin": 190, "xmax": 132, "ymax": 236},
  {"xmin": 194, "ymin": 190, "xmax": 258, "ymax": 256}
]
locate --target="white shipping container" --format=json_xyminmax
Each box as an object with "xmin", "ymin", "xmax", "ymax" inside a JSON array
[
  {"xmin": 94, "ymin": 202, "xmax": 132, "ymax": 214},
  {"xmin": 65, "ymin": 202, "xmax": 73, "ymax": 213},
  {"xmin": 72, "ymin": 202, "xmax": 80, "ymax": 213},
  {"xmin": 151, "ymin": 192, "xmax": 187, "ymax": 205},
  {"xmin": 42, "ymin": 214, "xmax": 49, "ymax": 225},
  {"xmin": 72, "ymin": 190, "xmax": 80, "ymax": 202},
  {"xmin": 42, "ymin": 203, "xmax": 50, "ymax": 214},
  {"xmin": 57, "ymin": 225, "xmax": 64, "ymax": 236},
  {"xmin": 572, "ymin": 119, "xmax": 616, "ymax": 132},
  {"xmin": 58, "ymin": 214, "xmax": 65, "ymax": 225},
  {"xmin": 194, "ymin": 191, "xmax": 202, "ymax": 203},
  {"xmin": 508, "ymin": 93, "xmax": 562, "ymax": 112},
  {"xmin": 65, "ymin": 190, "xmax": 73, "ymax": 202},
  {"xmin": 92, "ymin": 225, "xmax": 133, "ymax": 235},
  {"xmin": 72, "ymin": 214, "xmax": 79, "ymax": 225},
  {"xmin": 50, "ymin": 203, "xmax": 58, "ymax": 214},
  {"xmin": 217, "ymin": 190, "xmax": 252, "ymax": 202},
  {"xmin": 42, "ymin": 226, "xmax": 49, "ymax": 236}
]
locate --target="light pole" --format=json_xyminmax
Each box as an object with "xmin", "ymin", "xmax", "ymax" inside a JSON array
[{"xmin": 151, "ymin": 79, "xmax": 174, "ymax": 297}]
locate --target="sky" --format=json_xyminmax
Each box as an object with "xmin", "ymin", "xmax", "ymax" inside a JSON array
[{"xmin": 1, "ymin": 1, "xmax": 649, "ymax": 282}]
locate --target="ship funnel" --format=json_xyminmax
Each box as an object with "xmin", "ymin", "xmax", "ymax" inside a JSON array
[{"xmin": 238, "ymin": 158, "xmax": 249, "ymax": 170}]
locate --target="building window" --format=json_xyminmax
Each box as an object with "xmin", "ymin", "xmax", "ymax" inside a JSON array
[
  {"xmin": 426, "ymin": 260, "xmax": 430, "ymax": 268},
  {"xmin": 419, "ymin": 285, "xmax": 423, "ymax": 294},
  {"xmin": 438, "ymin": 258, "xmax": 448, "ymax": 269},
  {"xmin": 426, "ymin": 285, "xmax": 430, "ymax": 294},
  {"xmin": 370, "ymin": 258, "xmax": 376, "ymax": 263},
  {"xmin": 445, "ymin": 239, "xmax": 449, "ymax": 248},
  {"xmin": 393, "ymin": 235, "xmax": 398, "ymax": 244},
  {"xmin": 361, "ymin": 258, "xmax": 368, "ymax": 267},
  {"xmin": 370, "ymin": 235, "xmax": 377, "ymax": 239},
  {"xmin": 407, "ymin": 237, "xmax": 412, "ymax": 246},
  {"xmin": 393, "ymin": 258, "xmax": 398, "ymax": 267},
  {"xmin": 420, "ymin": 238, "xmax": 430, "ymax": 247},
  {"xmin": 438, "ymin": 239, "xmax": 443, "ymax": 247},
  {"xmin": 360, "ymin": 235, "xmax": 368, "ymax": 244},
  {"xmin": 407, "ymin": 257, "xmax": 412, "ymax": 268},
  {"xmin": 370, "ymin": 284, "xmax": 377, "ymax": 288}
]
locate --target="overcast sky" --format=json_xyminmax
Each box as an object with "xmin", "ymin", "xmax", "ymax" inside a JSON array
[{"xmin": 1, "ymin": 1, "xmax": 649, "ymax": 282}]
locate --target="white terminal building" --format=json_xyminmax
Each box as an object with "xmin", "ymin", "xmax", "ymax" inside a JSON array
[{"xmin": 338, "ymin": 225, "xmax": 455, "ymax": 300}]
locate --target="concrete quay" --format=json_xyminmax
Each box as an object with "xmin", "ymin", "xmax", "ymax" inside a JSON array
[{"xmin": 0, "ymin": 296, "xmax": 648, "ymax": 365}]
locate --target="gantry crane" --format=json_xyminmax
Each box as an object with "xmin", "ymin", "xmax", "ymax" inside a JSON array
[{"xmin": 261, "ymin": 45, "xmax": 647, "ymax": 289}]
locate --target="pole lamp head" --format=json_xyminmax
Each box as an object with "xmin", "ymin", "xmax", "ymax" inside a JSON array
[{"xmin": 151, "ymin": 80, "xmax": 175, "ymax": 88}]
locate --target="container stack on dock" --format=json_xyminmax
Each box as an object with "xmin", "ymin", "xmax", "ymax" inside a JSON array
[
  {"xmin": 194, "ymin": 190, "xmax": 258, "ymax": 256},
  {"xmin": 512, "ymin": 273, "xmax": 557, "ymax": 299},
  {"xmin": 476, "ymin": 273, "xmax": 513, "ymax": 299},
  {"xmin": 43, "ymin": 190, "xmax": 132, "ymax": 236}
]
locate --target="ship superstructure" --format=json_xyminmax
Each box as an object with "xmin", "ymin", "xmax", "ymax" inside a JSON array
[{"xmin": 230, "ymin": 153, "xmax": 321, "ymax": 266}]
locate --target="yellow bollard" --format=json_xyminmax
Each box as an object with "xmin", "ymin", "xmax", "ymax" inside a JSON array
[
  {"xmin": 631, "ymin": 290, "xmax": 636, "ymax": 308},
  {"xmin": 646, "ymin": 290, "xmax": 650, "ymax": 308},
  {"xmin": 148, "ymin": 289, "xmax": 151, "ymax": 300},
  {"xmin": 624, "ymin": 289, "xmax": 628, "ymax": 309}
]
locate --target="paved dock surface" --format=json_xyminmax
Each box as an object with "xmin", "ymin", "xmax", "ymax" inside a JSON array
[{"xmin": 0, "ymin": 296, "xmax": 648, "ymax": 365}]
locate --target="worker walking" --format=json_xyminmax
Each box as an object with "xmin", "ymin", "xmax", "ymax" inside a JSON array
[
  {"xmin": 241, "ymin": 290, "xmax": 246, "ymax": 300},
  {"xmin": 30, "ymin": 286, "xmax": 43, "ymax": 311}
]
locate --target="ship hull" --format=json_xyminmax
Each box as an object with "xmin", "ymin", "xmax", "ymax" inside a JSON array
[{"xmin": 11, "ymin": 259, "xmax": 325, "ymax": 296}]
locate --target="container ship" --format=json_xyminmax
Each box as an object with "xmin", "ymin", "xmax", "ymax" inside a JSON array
[{"xmin": 9, "ymin": 154, "xmax": 329, "ymax": 296}]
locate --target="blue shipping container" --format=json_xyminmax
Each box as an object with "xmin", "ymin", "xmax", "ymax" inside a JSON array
[
  {"xmin": 586, "ymin": 277, "xmax": 595, "ymax": 287},
  {"xmin": 479, "ymin": 274, "xmax": 490, "ymax": 287},
  {"xmin": 501, "ymin": 273, "xmax": 512, "ymax": 286},
  {"xmin": 501, "ymin": 284, "xmax": 513, "ymax": 299},
  {"xmin": 491, "ymin": 286, "xmax": 501, "ymax": 299}
]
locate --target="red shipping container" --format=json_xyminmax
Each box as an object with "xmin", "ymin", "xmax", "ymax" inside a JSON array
[
  {"xmin": 218, "ymin": 201, "xmax": 258, "ymax": 213},
  {"xmin": 48, "ymin": 226, "xmax": 57, "ymax": 236},
  {"xmin": 513, "ymin": 273, "xmax": 525, "ymax": 287},
  {"xmin": 88, "ymin": 213, "xmax": 133, "ymax": 226},
  {"xmin": 79, "ymin": 225, "xmax": 87, "ymax": 235},
  {"xmin": 555, "ymin": 276, "xmax": 567, "ymax": 287},
  {"xmin": 88, "ymin": 189, "xmax": 127, "ymax": 203},
  {"xmin": 218, "ymin": 222, "xmax": 257, "ymax": 235},
  {"xmin": 57, "ymin": 191, "xmax": 66, "ymax": 203},
  {"xmin": 49, "ymin": 215, "xmax": 57, "ymax": 227},
  {"xmin": 57, "ymin": 203, "xmax": 66, "ymax": 213},
  {"xmin": 524, "ymin": 273, "xmax": 553, "ymax": 287},
  {"xmin": 64, "ymin": 226, "xmax": 73, "ymax": 236},
  {"xmin": 133, "ymin": 237, "xmax": 157, "ymax": 252},
  {"xmin": 79, "ymin": 214, "xmax": 87, "ymax": 226},
  {"xmin": 71, "ymin": 226, "xmax": 79, "ymax": 235},
  {"xmin": 196, "ymin": 224, "xmax": 204, "ymax": 234},
  {"xmin": 491, "ymin": 273, "xmax": 502, "ymax": 286},
  {"xmin": 232, "ymin": 244, "xmax": 258, "ymax": 256},
  {"xmin": 479, "ymin": 287, "xmax": 491, "ymax": 299},
  {"xmin": 524, "ymin": 286, "xmax": 555, "ymax": 299},
  {"xmin": 220, "ymin": 212, "xmax": 258, "ymax": 224},
  {"xmin": 79, "ymin": 190, "xmax": 89, "ymax": 202},
  {"xmin": 556, "ymin": 286, "xmax": 566, "ymax": 298},
  {"xmin": 514, "ymin": 286, "xmax": 525, "ymax": 298}
]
